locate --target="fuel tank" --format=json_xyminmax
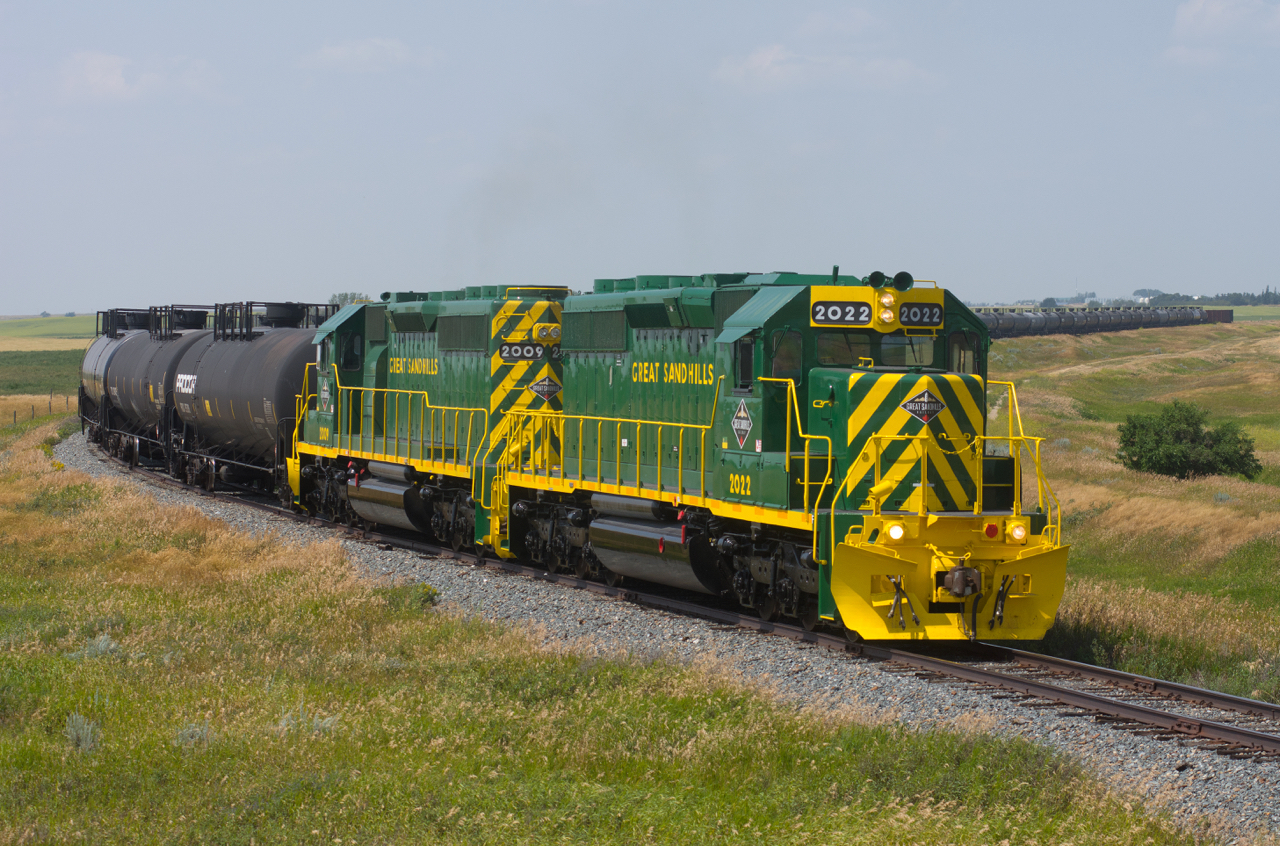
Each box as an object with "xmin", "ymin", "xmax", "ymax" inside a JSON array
[
  {"xmin": 587, "ymin": 515, "xmax": 722, "ymax": 595},
  {"xmin": 172, "ymin": 328, "xmax": 317, "ymax": 462},
  {"xmin": 346, "ymin": 478, "xmax": 434, "ymax": 533}
]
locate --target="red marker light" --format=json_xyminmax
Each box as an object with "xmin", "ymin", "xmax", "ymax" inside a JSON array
[
  {"xmin": 984, "ymin": 523, "xmax": 999, "ymax": 538},
  {"xmin": 658, "ymin": 538, "xmax": 665, "ymax": 553}
]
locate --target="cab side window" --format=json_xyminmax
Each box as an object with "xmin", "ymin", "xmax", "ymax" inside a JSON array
[
  {"xmin": 770, "ymin": 331, "xmax": 803, "ymax": 382},
  {"xmin": 735, "ymin": 338, "xmax": 755, "ymax": 391},
  {"xmin": 948, "ymin": 333, "xmax": 977, "ymax": 374},
  {"xmin": 339, "ymin": 333, "xmax": 363, "ymax": 371}
]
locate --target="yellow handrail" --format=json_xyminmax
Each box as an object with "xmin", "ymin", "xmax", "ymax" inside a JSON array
[
  {"xmin": 496, "ymin": 376, "xmax": 725, "ymax": 500},
  {"xmin": 295, "ymin": 362, "xmax": 489, "ymax": 497},
  {"xmin": 758, "ymin": 377, "xmax": 834, "ymax": 562}
]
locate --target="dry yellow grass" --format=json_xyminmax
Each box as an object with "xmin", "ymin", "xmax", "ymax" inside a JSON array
[
  {"xmin": 0, "ymin": 336, "xmax": 92, "ymax": 352},
  {"xmin": 0, "ymin": 395, "xmax": 75, "ymax": 423},
  {"xmin": 1059, "ymin": 578, "xmax": 1280, "ymax": 658}
]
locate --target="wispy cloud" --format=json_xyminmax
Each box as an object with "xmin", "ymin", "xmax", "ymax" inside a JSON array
[
  {"xmin": 1174, "ymin": 0, "xmax": 1280, "ymax": 37},
  {"xmin": 300, "ymin": 38, "xmax": 432, "ymax": 72},
  {"xmin": 60, "ymin": 52, "xmax": 216, "ymax": 101},
  {"xmin": 1165, "ymin": 0, "xmax": 1280, "ymax": 64},
  {"xmin": 715, "ymin": 44, "xmax": 928, "ymax": 91}
]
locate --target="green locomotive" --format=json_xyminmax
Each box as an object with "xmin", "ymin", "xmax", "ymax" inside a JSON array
[{"xmin": 290, "ymin": 270, "xmax": 1067, "ymax": 641}]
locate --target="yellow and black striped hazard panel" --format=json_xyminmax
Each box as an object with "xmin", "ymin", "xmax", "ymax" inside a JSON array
[
  {"xmin": 488, "ymin": 298, "xmax": 564, "ymax": 464},
  {"xmin": 843, "ymin": 373, "xmax": 984, "ymax": 512}
]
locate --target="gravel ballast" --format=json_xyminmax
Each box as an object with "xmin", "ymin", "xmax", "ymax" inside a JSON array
[{"xmin": 55, "ymin": 433, "xmax": 1280, "ymax": 842}]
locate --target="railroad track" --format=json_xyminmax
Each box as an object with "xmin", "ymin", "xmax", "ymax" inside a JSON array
[{"xmin": 98, "ymin": 448, "xmax": 1280, "ymax": 764}]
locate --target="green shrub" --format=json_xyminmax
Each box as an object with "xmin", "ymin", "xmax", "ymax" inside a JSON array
[{"xmin": 1116, "ymin": 400, "xmax": 1262, "ymax": 480}]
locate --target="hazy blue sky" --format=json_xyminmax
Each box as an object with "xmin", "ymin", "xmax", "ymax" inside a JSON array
[{"xmin": 2, "ymin": 1, "xmax": 1277, "ymax": 313}]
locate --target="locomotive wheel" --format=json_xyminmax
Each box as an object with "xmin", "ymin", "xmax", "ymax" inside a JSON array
[
  {"xmin": 756, "ymin": 590, "xmax": 779, "ymax": 623},
  {"xmin": 450, "ymin": 531, "xmax": 466, "ymax": 553},
  {"xmin": 799, "ymin": 600, "xmax": 820, "ymax": 632}
]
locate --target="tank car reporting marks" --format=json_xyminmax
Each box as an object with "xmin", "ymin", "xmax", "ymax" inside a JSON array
[{"xmin": 175, "ymin": 374, "xmax": 197, "ymax": 394}]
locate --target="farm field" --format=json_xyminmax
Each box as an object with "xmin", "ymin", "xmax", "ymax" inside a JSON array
[
  {"xmin": 0, "ymin": 314, "xmax": 96, "ymax": 339},
  {"xmin": 991, "ymin": 321, "xmax": 1280, "ymax": 699},
  {"xmin": 1220, "ymin": 305, "xmax": 1280, "ymax": 322},
  {"xmin": 0, "ymin": 415, "xmax": 1189, "ymax": 845},
  {"xmin": 0, "ymin": 350, "xmax": 84, "ymax": 396}
]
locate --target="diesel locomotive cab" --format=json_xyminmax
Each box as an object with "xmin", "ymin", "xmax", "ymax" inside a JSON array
[{"xmin": 761, "ymin": 274, "xmax": 1066, "ymax": 641}]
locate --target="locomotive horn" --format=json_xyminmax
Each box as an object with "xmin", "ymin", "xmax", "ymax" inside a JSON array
[
  {"xmin": 866, "ymin": 271, "xmax": 886, "ymax": 288},
  {"xmin": 892, "ymin": 271, "xmax": 914, "ymax": 292}
]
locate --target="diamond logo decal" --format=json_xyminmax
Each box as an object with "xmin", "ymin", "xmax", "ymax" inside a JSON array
[
  {"xmin": 901, "ymin": 389, "xmax": 945, "ymax": 424},
  {"xmin": 731, "ymin": 399, "xmax": 753, "ymax": 448},
  {"xmin": 527, "ymin": 375, "xmax": 562, "ymax": 402}
]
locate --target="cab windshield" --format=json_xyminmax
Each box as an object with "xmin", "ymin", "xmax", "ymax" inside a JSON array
[
  {"xmin": 816, "ymin": 332, "xmax": 872, "ymax": 367},
  {"xmin": 816, "ymin": 332, "xmax": 935, "ymax": 368},
  {"xmin": 881, "ymin": 335, "xmax": 933, "ymax": 367}
]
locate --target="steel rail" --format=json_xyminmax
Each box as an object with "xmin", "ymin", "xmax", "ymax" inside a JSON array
[
  {"xmin": 976, "ymin": 645, "xmax": 1280, "ymax": 723},
  {"xmin": 96, "ymin": 447, "xmax": 1280, "ymax": 758}
]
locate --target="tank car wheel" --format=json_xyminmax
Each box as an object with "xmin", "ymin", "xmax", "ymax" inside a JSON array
[{"xmin": 603, "ymin": 568, "xmax": 623, "ymax": 588}]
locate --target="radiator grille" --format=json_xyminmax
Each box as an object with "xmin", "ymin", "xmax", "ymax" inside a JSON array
[
  {"xmin": 437, "ymin": 314, "xmax": 488, "ymax": 350},
  {"xmin": 562, "ymin": 310, "xmax": 626, "ymax": 351}
]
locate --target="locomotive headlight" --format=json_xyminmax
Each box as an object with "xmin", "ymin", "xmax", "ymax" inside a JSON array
[
  {"xmin": 879, "ymin": 308, "xmax": 895, "ymax": 324},
  {"xmin": 886, "ymin": 522, "xmax": 906, "ymax": 541},
  {"xmin": 879, "ymin": 292, "xmax": 895, "ymax": 307},
  {"xmin": 537, "ymin": 326, "xmax": 551, "ymax": 340},
  {"xmin": 550, "ymin": 326, "xmax": 561, "ymax": 339},
  {"xmin": 1006, "ymin": 521, "xmax": 1029, "ymax": 543}
]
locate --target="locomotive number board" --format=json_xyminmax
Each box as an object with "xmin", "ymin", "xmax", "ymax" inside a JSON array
[
  {"xmin": 499, "ymin": 342, "xmax": 547, "ymax": 362},
  {"xmin": 808, "ymin": 286, "xmax": 946, "ymax": 332}
]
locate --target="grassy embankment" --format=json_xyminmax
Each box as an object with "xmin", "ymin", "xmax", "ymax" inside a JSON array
[
  {"xmin": 991, "ymin": 319, "xmax": 1280, "ymax": 700},
  {"xmin": 0, "ymin": 417, "xmax": 1195, "ymax": 842}
]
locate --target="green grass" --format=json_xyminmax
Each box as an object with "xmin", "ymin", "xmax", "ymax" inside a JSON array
[
  {"xmin": 0, "ymin": 350, "xmax": 83, "ymax": 395},
  {"xmin": 1065, "ymin": 529, "xmax": 1280, "ymax": 610},
  {"xmin": 0, "ymin": 419, "xmax": 1193, "ymax": 845},
  {"xmin": 1227, "ymin": 305, "xmax": 1280, "ymax": 321},
  {"xmin": 0, "ymin": 314, "xmax": 96, "ymax": 338}
]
